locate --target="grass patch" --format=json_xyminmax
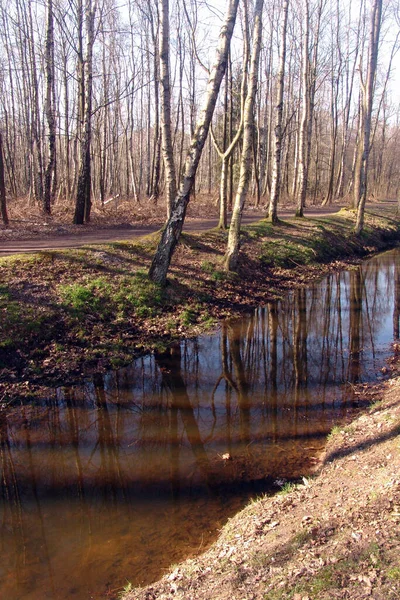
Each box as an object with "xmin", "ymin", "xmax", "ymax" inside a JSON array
[
  {"xmin": 263, "ymin": 542, "xmax": 387, "ymax": 599},
  {"xmin": 327, "ymin": 425, "xmax": 342, "ymax": 440},
  {"xmin": 260, "ymin": 239, "xmax": 317, "ymax": 268},
  {"xmin": 278, "ymin": 482, "xmax": 297, "ymax": 495},
  {"xmin": 59, "ymin": 270, "xmax": 165, "ymax": 320},
  {"xmin": 387, "ymin": 566, "xmax": 400, "ymax": 580}
]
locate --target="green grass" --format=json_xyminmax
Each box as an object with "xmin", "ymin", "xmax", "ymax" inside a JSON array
[
  {"xmin": 58, "ymin": 270, "xmax": 165, "ymax": 320},
  {"xmin": 387, "ymin": 566, "xmax": 400, "ymax": 580},
  {"xmin": 327, "ymin": 425, "xmax": 342, "ymax": 440},
  {"xmin": 279, "ymin": 481, "xmax": 297, "ymax": 495},
  {"xmin": 260, "ymin": 239, "xmax": 317, "ymax": 268},
  {"xmin": 263, "ymin": 542, "xmax": 386, "ymax": 599}
]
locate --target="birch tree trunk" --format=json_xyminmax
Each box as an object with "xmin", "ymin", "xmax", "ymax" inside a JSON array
[
  {"xmin": 159, "ymin": 0, "xmax": 177, "ymax": 218},
  {"xmin": 295, "ymin": 0, "xmax": 309, "ymax": 217},
  {"xmin": 73, "ymin": 0, "xmax": 97, "ymax": 224},
  {"xmin": 148, "ymin": 0, "xmax": 240, "ymax": 286},
  {"xmin": 0, "ymin": 133, "xmax": 8, "ymax": 227},
  {"xmin": 211, "ymin": 28, "xmax": 247, "ymax": 231},
  {"xmin": 268, "ymin": 0, "xmax": 289, "ymax": 223},
  {"xmin": 44, "ymin": 0, "xmax": 56, "ymax": 215},
  {"xmin": 224, "ymin": 0, "xmax": 264, "ymax": 272},
  {"xmin": 354, "ymin": 0, "xmax": 383, "ymax": 235}
]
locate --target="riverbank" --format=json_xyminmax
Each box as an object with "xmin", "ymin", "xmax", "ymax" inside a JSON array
[
  {"xmin": 0, "ymin": 206, "xmax": 399, "ymax": 402},
  {"xmin": 124, "ymin": 353, "xmax": 400, "ymax": 600}
]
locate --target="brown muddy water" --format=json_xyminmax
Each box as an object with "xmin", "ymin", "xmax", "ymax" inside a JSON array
[{"xmin": 1, "ymin": 249, "xmax": 400, "ymax": 599}]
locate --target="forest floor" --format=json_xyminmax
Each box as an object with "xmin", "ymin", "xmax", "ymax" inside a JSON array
[
  {"xmin": 0, "ymin": 198, "xmax": 399, "ymax": 403},
  {"xmin": 124, "ymin": 355, "xmax": 400, "ymax": 600}
]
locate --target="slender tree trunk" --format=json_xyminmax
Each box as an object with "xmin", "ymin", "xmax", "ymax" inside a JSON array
[
  {"xmin": 0, "ymin": 133, "xmax": 9, "ymax": 227},
  {"xmin": 354, "ymin": 0, "xmax": 382, "ymax": 235},
  {"xmin": 295, "ymin": 0, "xmax": 309, "ymax": 217},
  {"xmin": 211, "ymin": 34, "xmax": 247, "ymax": 230},
  {"xmin": 268, "ymin": 0, "xmax": 289, "ymax": 223},
  {"xmin": 148, "ymin": 0, "xmax": 240, "ymax": 285},
  {"xmin": 44, "ymin": 0, "xmax": 56, "ymax": 216},
  {"xmin": 224, "ymin": 0, "xmax": 264, "ymax": 271},
  {"xmin": 27, "ymin": 0, "xmax": 44, "ymax": 206},
  {"xmin": 74, "ymin": 0, "xmax": 97, "ymax": 224},
  {"xmin": 159, "ymin": 0, "xmax": 177, "ymax": 218}
]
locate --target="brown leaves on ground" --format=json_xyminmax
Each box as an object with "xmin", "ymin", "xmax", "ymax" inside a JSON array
[{"xmin": 125, "ymin": 362, "xmax": 400, "ymax": 600}]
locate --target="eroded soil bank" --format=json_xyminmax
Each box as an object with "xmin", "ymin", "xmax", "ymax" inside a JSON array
[
  {"xmin": 0, "ymin": 206, "xmax": 399, "ymax": 403},
  {"xmin": 124, "ymin": 355, "xmax": 400, "ymax": 600}
]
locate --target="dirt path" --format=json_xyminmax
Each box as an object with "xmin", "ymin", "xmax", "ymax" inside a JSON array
[{"xmin": 0, "ymin": 207, "xmax": 345, "ymax": 255}]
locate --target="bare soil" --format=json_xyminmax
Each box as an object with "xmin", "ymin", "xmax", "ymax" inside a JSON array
[{"xmin": 124, "ymin": 354, "xmax": 400, "ymax": 600}]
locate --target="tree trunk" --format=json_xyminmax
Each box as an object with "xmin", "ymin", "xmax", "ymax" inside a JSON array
[
  {"xmin": 354, "ymin": 0, "xmax": 382, "ymax": 235},
  {"xmin": 0, "ymin": 133, "xmax": 9, "ymax": 227},
  {"xmin": 295, "ymin": 0, "xmax": 309, "ymax": 217},
  {"xmin": 159, "ymin": 0, "xmax": 177, "ymax": 218},
  {"xmin": 224, "ymin": 0, "xmax": 264, "ymax": 271},
  {"xmin": 74, "ymin": 0, "xmax": 96, "ymax": 224},
  {"xmin": 148, "ymin": 0, "xmax": 240, "ymax": 285},
  {"xmin": 44, "ymin": 0, "xmax": 56, "ymax": 216},
  {"xmin": 268, "ymin": 0, "xmax": 289, "ymax": 223}
]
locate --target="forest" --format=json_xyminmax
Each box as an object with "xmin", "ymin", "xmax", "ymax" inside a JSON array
[{"xmin": 0, "ymin": 0, "xmax": 399, "ymax": 251}]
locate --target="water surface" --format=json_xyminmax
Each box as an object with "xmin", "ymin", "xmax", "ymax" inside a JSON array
[{"xmin": 1, "ymin": 248, "xmax": 399, "ymax": 599}]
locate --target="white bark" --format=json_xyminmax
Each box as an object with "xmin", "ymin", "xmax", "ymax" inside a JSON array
[
  {"xmin": 159, "ymin": 0, "xmax": 177, "ymax": 218},
  {"xmin": 355, "ymin": 0, "xmax": 382, "ymax": 235},
  {"xmin": 269, "ymin": 0, "xmax": 289, "ymax": 223},
  {"xmin": 224, "ymin": 0, "xmax": 264, "ymax": 272},
  {"xmin": 149, "ymin": 0, "xmax": 240, "ymax": 285}
]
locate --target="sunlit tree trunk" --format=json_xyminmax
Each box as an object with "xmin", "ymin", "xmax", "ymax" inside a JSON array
[
  {"xmin": 159, "ymin": 0, "xmax": 177, "ymax": 218},
  {"xmin": 295, "ymin": 0, "xmax": 309, "ymax": 217},
  {"xmin": 74, "ymin": 0, "xmax": 97, "ymax": 224},
  {"xmin": 44, "ymin": 0, "xmax": 56, "ymax": 215},
  {"xmin": 224, "ymin": 0, "xmax": 263, "ymax": 271},
  {"xmin": 354, "ymin": 0, "xmax": 382, "ymax": 235},
  {"xmin": 0, "ymin": 133, "xmax": 9, "ymax": 226},
  {"xmin": 26, "ymin": 0, "xmax": 44, "ymax": 206},
  {"xmin": 268, "ymin": 0, "xmax": 289, "ymax": 223},
  {"xmin": 148, "ymin": 0, "xmax": 240, "ymax": 286}
]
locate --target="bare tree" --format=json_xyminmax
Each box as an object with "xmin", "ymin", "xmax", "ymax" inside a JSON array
[
  {"xmin": 148, "ymin": 0, "xmax": 240, "ymax": 286},
  {"xmin": 211, "ymin": 38, "xmax": 247, "ymax": 230},
  {"xmin": 268, "ymin": 0, "xmax": 289, "ymax": 223},
  {"xmin": 159, "ymin": 0, "xmax": 177, "ymax": 218},
  {"xmin": 44, "ymin": 0, "xmax": 57, "ymax": 215},
  {"xmin": 0, "ymin": 133, "xmax": 9, "ymax": 226},
  {"xmin": 73, "ymin": 0, "xmax": 97, "ymax": 224},
  {"xmin": 224, "ymin": 0, "xmax": 264, "ymax": 271},
  {"xmin": 354, "ymin": 0, "xmax": 382, "ymax": 235},
  {"xmin": 295, "ymin": 0, "xmax": 323, "ymax": 217}
]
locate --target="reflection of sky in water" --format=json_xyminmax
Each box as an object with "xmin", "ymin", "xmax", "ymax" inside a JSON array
[{"xmin": 0, "ymin": 248, "xmax": 399, "ymax": 600}]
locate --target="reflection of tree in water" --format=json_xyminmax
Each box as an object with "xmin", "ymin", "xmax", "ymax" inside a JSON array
[
  {"xmin": 92, "ymin": 373, "xmax": 127, "ymax": 501},
  {"xmin": 154, "ymin": 344, "xmax": 212, "ymax": 489},
  {"xmin": 226, "ymin": 324, "xmax": 251, "ymax": 446},
  {"xmin": 0, "ymin": 408, "xmax": 26, "ymax": 577},
  {"xmin": 394, "ymin": 261, "xmax": 400, "ymax": 339},
  {"xmin": 293, "ymin": 288, "xmax": 308, "ymax": 389}
]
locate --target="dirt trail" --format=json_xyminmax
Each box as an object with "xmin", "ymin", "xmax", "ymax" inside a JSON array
[{"xmin": 0, "ymin": 207, "xmax": 345, "ymax": 255}]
